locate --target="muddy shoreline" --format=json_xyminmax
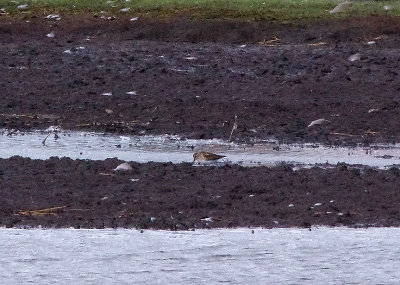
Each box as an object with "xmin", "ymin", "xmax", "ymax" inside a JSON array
[
  {"xmin": 1, "ymin": 15, "xmax": 400, "ymax": 145},
  {"xmin": 2, "ymin": 15, "xmax": 400, "ymax": 229},
  {"xmin": 1, "ymin": 156, "xmax": 400, "ymax": 229}
]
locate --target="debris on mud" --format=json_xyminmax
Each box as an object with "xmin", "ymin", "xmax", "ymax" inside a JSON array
[
  {"xmin": 1, "ymin": 157, "xmax": 400, "ymax": 229},
  {"xmin": 1, "ymin": 15, "xmax": 400, "ymax": 145}
]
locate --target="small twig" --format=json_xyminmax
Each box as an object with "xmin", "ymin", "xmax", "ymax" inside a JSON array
[
  {"xmin": 258, "ymin": 35, "xmax": 281, "ymax": 46},
  {"xmin": 42, "ymin": 133, "xmax": 51, "ymax": 146},
  {"xmin": 228, "ymin": 115, "xmax": 238, "ymax": 142},
  {"xmin": 18, "ymin": 206, "xmax": 66, "ymax": 217},
  {"xmin": 308, "ymin": 42, "xmax": 326, "ymax": 47},
  {"xmin": 364, "ymin": 131, "xmax": 380, "ymax": 136},
  {"xmin": 329, "ymin": 132, "xmax": 358, "ymax": 137},
  {"xmin": 99, "ymin": 172, "xmax": 115, "ymax": 177}
]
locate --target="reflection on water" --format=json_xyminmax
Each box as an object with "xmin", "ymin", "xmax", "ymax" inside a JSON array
[
  {"xmin": 0, "ymin": 227, "xmax": 400, "ymax": 284},
  {"xmin": 1, "ymin": 129, "xmax": 400, "ymax": 168}
]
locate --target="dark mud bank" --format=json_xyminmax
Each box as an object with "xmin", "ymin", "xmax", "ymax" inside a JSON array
[
  {"xmin": 1, "ymin": 15, "xmax": 400, "ymax": 145},
  {"xmin": 1, "ymin": 157, "xmax": 400, "ymax": 229}
]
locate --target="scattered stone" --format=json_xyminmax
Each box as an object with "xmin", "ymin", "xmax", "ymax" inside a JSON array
[
  {"xmin": 63, "ymin": 49, "xmax": 73, "ymax": 54},
  {"xmin": 329, "ymin": 1, "xmax": 352, "ymax": 14},
  {"xmin": 126, "ymin": 91, "xmax": 137, "ymax": 95},
  {"xmin": 130, "ymin": 17, "xmax": 138, "ymax": 21},
  {"xmin": 368, "ymin": 108, "xmax": 379, "ymax": 113},
  {"xmin": 308, "ymin": 118, "xmax": 330, "ymax": 128},
  {"xmin": 46, "ymin": 31, "xmax": 55, "ymax": 38},
  {"xmin": 114, "ymin": 162, "xmax": 133, "ymax": 171},
  {"xmin": 17, "ymin": 4, "xmax": 28, "ymax": 10},
  {"xmin": 383, "ymin": 5, "xmax": 391, "ymax": 11},
  {"xmin": 314, "ymin": 203, "xmax": 322, "ymax": 206},
  {"xmin": 102, "ymin": 92, "xmax": 112, "ymax": 96},
  {"xmin": 348, "ymin": 53, "xmax": 361, "ymax": 62},
  {"xmin": 45, "ymin": 14, "xmax": 61, "ymax": 20},
  {"xmin": 120, "ymin": 7, "xmax": 130, "ymax": 12},
  {"xmin": 45, "ymin": 126, "xmax": 61, "ymax": 132},
  {"xmin": 367, "ymin": 41, "xmax": 376, "ymax": 45},
  {"xmin": 105, "ymin": 109, "xmax": 113, "ymax": 114},
  {"xmin": 201, "ymin": 217, "xmax": 213, "ymax": 222}
]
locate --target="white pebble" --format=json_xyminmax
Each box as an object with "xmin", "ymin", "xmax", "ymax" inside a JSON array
[
  {"xmin": 329, "ymin": 2, "xmax": 352, "ymax": 14},
  {"xmin": 201, "ymin": 217, "xmax": 213, "ymax": 222},
  {"xmin": 114, "ymin": 162, "xmax": 133, "ymax": 171},
  {"xmin": 46, "ymin": 31, "xmax": 55, "ymax": 38},
  {"xmin": 45, "ymin": 126, "xmax": 61, "ymax": 132},
  {"xmin": 348, "ymin": 53, "xmax": 361, "ymax": 62},
  {"xmin": 17, "ymin": 4, "xmax": 28, "ymax": 10},
  {"xmin": 45, "ymin": 14, "xmax": 60, "ymax": 20},
  {"xmin": 308, "ymin": 118, "xmax": 329, "ymax": 128}
]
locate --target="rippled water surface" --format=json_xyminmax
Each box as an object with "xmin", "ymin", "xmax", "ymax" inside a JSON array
[
  {"xmin": 1, "ymin": 227, "xmax": 400, "ymax": 284},
  {"xmin": 1, "ymin": 129, "xmax": 400, "ymax": 167}
]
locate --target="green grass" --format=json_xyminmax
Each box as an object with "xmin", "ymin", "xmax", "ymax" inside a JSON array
[{"xmin": 0, "ymin": 0, "xmax": 399, "ymax": 22}]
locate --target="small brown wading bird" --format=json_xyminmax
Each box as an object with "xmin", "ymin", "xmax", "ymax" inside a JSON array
[{"xmin": 193, "ymin": 152, "xmax": 226, "ymax": 162}]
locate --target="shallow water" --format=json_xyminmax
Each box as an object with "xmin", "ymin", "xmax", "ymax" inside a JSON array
[
  {"xmin": 1, "ymin": 227, "xmax": 399, "ymax": 284},
  {"xmin": 1, "ymin": 129, "xmax": 400, "ymax": 168}
]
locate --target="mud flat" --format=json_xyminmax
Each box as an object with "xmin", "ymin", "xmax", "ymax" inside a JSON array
[
  {"xmin": 2, "ymin": 14, "xmax": 400, "ymax": 229},
  {"xmin": 1, "ymin": 156, "xmax": 400, "ymax": 229},
  {"xmin": 1, "ymin": 15, "xmax": 400, "ymax": 144}
]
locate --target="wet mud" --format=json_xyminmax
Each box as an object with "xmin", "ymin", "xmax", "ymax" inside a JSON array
[
  {"xmin": 2, "ymin": 14, "xmax": 400, "ymax": 229},
  {"xmin": 1, "ymin": 15, "xmax": 400, "ymax": 144},
  {"xmin": 1, "ymin": 157, "xmax": 400, "ymax": 229}
]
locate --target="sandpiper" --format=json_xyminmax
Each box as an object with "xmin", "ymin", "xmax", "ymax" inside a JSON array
[{"xmin": 193, "ymin": 152, "xmax": 226, "ymax": 162}]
